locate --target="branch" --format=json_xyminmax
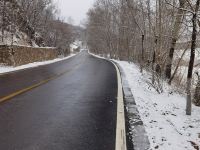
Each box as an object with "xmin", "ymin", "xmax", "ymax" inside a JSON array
[
  {"xmin": 125, "ymin": 0, "xmax": 144, "ymax": 35},
  {"xmin": 165, "ymin": 0, "xmax": 194, "ymax": 14},
  {"xmin": 186, "ymin": 0, "xmax": 200, "ymax": 26}
]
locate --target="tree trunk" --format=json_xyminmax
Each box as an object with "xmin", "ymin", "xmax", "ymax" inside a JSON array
[
  {"xmin": 158, "ymin": 0, "xmax": 162, "ymax": 62},
  {"xmin": 168, "ymin": 45, "xmax": 188, "ymax": 84},
  {"xmin": 165, "ymin": 0, "xmax": 186, "ymax": 79},
  {"xmin": 152, "ymin": 49, "xmax": 156, "ymax": 84},
  {"xmin": 194, "ymin": 73, "xmax": 200, "ymax": 106},
  {"xmin": 2, "ymin": 0, "xmax": 6, "ymax": 43},
  {"xmin": 186, "ymin": 0, "xmax": 200, "ymax": 115},
  {"xmin": 140, "ymin": 34, "xmax": 145, "ymax": 73}
]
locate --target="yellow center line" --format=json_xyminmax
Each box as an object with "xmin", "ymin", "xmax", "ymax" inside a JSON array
[
  {"xmin": 0, "ymin": 76, "xmax": 55, "ymax": 103},
  {"xmin": 0, "ymin": 63, "xmax": 82, "ymax": 104}
]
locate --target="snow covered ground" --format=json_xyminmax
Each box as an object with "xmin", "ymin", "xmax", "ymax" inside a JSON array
[
  {"xmin": 115, "ymin": 61, "xmax": 200, "ymax": 150},
  {"xmin": 0, "ymin": 54, "xmax": 75, "ymax": 74}
]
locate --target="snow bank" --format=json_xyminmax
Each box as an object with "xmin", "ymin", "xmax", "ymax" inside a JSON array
[
  {"xmin": 0, "ymin": 54, "xmax": 75, "ymax": 74},
  {"xmin": 115, "ymin": 61, "xmax": 200, "ymax": 150}
]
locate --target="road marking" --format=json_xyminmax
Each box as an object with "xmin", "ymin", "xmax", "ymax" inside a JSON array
[
  {"xmin": 0, "ymin": 76, "xmax": 55, "ymax": 103},
  {"xmin": 0, "ymin": 54, "xmax": 77, "ymax": 77},
  {"xmin": 112, "ymin": 62, "xmax": 127, "ymax": 150},
  {"xmin": 89, "ymin": 53, "xmax": 127, "ymax": 150},
  {"xmin": 1, "ymin": 53, "xmax": 127, "ymax": 150},
  {"xmin": 0, "ymin": 63, "xmax": 82, "ymax": 104},
  {"xmin": 0, "ymin": 53, "xmax": 80, "ymax": 103}
]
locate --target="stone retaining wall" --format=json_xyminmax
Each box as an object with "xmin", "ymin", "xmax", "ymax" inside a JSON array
[{"xmin": 0, "ymin": 45, "xmax": 58, "ymax": 66}]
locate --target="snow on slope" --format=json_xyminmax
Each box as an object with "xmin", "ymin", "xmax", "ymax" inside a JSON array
[
  {"xmin": 0, "ymin": 30, "xmax": 38, "ymax": 47},
  {"xmin": 115, "ymin": 61, "xmax": 200, "ymax": 150}
]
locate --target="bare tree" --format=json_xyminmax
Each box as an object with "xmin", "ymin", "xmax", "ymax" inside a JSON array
[
  {"xmin": 86, "ymin": 0, "xmax": 200, "ymax": 114},
  {"xmin": 165, "ymin": 0, "xmax": 186, "ymax": 79},
  {"xmin": 194, "ymin": 72, "xmax": 200, "ymax": 106},
  {"xmin": 1, "ymin": 0, "xmax": 6, "ymax": 42},
  {"xmin": 186, "ymin": 0, "xmax": 200, "ymax": 115},
  {"xmin": 0, "ymin": 0, "xmax": 75, "ymax": 50}
]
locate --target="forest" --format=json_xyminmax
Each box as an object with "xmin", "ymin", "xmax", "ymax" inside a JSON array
[
  {"xmin": 1, "ymin": 0, "xmax": 200, "ymax": 115},
  {"xmin": 0, "ymin": 0, "xmax": 78, "ymax": 55},
  {"xmin": 86, "ymin": 0, "xmax": 200, "ymax": 115}
]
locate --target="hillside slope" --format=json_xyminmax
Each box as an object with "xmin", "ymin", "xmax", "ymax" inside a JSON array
[
  {"xmin": 0, "ymin": 0, "xmax": 79, "ymax": 51},
  {"xmin": 0, "ymin": 0, "xmax": 44, "ymax": 46}
]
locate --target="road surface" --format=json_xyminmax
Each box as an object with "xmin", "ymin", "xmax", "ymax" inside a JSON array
[{"xmin": 0, "ymin": 51, "xmax": 118, "ymax": 150}]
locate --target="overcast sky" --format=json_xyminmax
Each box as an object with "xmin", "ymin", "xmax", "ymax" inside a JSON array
[{"xmin": 54, "ymin": 0, "xmax": 95, "ymax": 25}]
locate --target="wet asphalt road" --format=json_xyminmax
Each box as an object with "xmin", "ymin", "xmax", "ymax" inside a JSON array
[{"xmin": 0, "ymin": 51, "xmax": 118, "ymax": 150}]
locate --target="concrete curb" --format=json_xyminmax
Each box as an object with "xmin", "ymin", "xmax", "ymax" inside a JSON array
[
  {"xmin": 111, "ymin": 61, "xmax": 150, "ymax": 150},
  {"xmin": 89, "ymin": 53, "xmax": 127, "ymax": 150}
]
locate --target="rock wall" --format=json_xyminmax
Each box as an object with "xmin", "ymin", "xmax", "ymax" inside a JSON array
[{"xmin": 0, "ymin": 45, "xmax": 58, "ymax": 66}]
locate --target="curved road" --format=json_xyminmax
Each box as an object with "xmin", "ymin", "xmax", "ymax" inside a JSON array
[{"xmin": 0, "ymin": 51, "xmax": 118, "ymax": 150}]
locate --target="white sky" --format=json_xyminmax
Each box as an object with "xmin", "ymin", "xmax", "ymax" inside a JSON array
[{"xmin": 54, "ymin": 0, "xmax": 95, "ymax": 25}]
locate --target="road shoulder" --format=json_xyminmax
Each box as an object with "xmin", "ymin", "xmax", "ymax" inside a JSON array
[
  {"xmin": 89, "ymin": 53, "xmax": 127, "ymax": 150},
  {"xmin": 113, "ymin": 61, "xmax": 150, "ymax": 150},
  {"xmin": 111, "ymin": 62, "xmax": 127, "ymax": 150}
]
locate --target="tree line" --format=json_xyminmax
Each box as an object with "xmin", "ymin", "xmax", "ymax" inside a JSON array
[
  {"xmin": 86, "ymin": 0, "xmax": 200, "ymax": 115},
  {"xmin": 0, "ymin": 0, "xmax": 74, "ymax": 55}
]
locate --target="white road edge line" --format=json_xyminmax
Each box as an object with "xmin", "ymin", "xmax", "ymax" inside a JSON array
[
  {"xmin": 0, "ymin": 53, "xmax": 78, "ymax": 76},
  {"xmin": 87, "ymin": 52, "xmax": 127, "ymax": 150},
  {"xmin": 111, "ymin": 62, "xmax": 127, "ymax": 150}
]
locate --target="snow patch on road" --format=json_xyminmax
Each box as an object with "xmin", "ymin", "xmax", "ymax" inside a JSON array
[
  {"xmin": 0, "ymin": 54, "xmax": 76, "ymax": 74},
  {"xmin": 115, "ymin": 61, "xmax": 200, "ymax": 150}
]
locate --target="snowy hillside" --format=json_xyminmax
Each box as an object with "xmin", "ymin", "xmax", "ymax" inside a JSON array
[
  {"xmin": 0, "ymin": 29, "xmax": 39, "ymax": 47},
  {"xmin": 116, "ymin": 61, "xmax": 200, "ymax": 150},
  {"xmin": 0, "ymin": 0, "xmax": 43, "ymax": 47},
  {"xmin": 0, "ymin": 0, "xmax": 77, "ymax": 48}
]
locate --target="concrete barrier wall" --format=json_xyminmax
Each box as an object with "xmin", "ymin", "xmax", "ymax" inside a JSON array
[{"xmin": 0, "ymin": 45, "xmax": 58, "ymax": 66}]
